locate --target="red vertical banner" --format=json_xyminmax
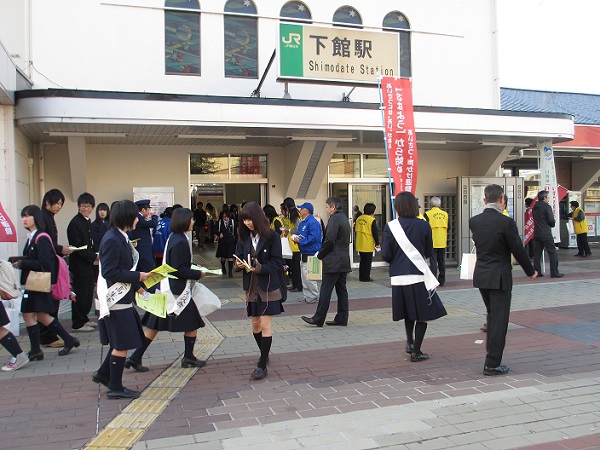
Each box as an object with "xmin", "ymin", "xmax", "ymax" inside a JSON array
[
  {"xmin": 381, "ymin": 77, "xmax": 419, "ymax": 195},
  {"xmin": 0, "ymin": 202, "xmax": 17, "ymax": 242}
]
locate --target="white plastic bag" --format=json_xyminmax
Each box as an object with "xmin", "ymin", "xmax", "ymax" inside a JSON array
[
  {"xmin": 192, "ymin": 283, "xmax": 221, "ymax": 316},
  {"xmin": 459, "ymin": 252, "xmax": 477, "ymax": 280},
  {"xmin": 280, "ymin": 237, "xmax": 293, "ymax": 259}
]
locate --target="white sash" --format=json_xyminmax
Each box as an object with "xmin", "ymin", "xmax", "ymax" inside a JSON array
[
  {"xmin": 160, "ymin": 235, "xmax": 194, "ymax": 316},
  {"xmin": 388, "ymin": 219, "xmax": 439, "ymax": 292},
  {"xmin": 96, "ymin": 240, "xmax": 139, "ymax": 320}
]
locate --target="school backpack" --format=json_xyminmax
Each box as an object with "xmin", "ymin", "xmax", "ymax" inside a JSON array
[{"xmin": 35, "ymin": 233, "xmax": 72, "ymax": 300}]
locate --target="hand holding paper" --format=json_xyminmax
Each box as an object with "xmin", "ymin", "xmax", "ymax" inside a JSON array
[
  {"xmin": 143, "ymin": 263, "xmax": 178, "ymax": 288},
  {"xmin": 136, "ymin": 292, "xmax": 167, "ymax": 318}
]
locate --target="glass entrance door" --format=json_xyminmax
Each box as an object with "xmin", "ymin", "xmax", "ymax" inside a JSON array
[{"xmin": 331, "ymin": 183, "xmax": 390, "ymax": 268}]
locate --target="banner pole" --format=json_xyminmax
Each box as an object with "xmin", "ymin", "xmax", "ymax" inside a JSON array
[{"xmin": 377, "ymin": 75, "xmax": 397, "ymax": 220}]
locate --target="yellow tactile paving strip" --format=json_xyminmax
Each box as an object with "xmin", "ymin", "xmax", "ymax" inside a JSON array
[
  {"xmin": 82, "ymin": 318, "xmax": 224, "ymax": 450},
  {"xmin": 216, "ymin": 305, "xmax": 476, "ymax": 337}
]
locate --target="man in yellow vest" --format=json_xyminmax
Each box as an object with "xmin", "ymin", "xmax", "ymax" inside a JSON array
[
  {"xmin": 424, "ymin": 197, "xmax": 449, "ymax": 286},
  {"xmin": 355, "ymin": 203, "xmax": 380, "ymax": 282},
  {"xmin": 569, "ymin": 201, "xmax": 592, "ymax": 257}
]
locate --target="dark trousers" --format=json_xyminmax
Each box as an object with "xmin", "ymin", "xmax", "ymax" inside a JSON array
[
  {"xmin": 576, "ymin": 233, "xmax": 591, "ymax": 256},
  {"xmin": 429, "ymin": 248, "xmax": 446, "ymax": 284},
  {"xmin": 533, "ymin": 237, "xmax": 559, "ymax": 276},
  {"xmin": 71, "ymin": 274, "xmax": 95, "ymax": 329},
  {"xmin": 291, "ymin": 252, "xmax": 302, "ymax": 290},
  {"xmin": 312, "ymin": 272, "xmax": 349, "ymax": 326},
  {"xmin": 358, "ymin": 252, "xmax": 373, "ymax": 281},
  {"xmin": 479, "ymin": 288, "xmax": 511, "ymax": 368}
]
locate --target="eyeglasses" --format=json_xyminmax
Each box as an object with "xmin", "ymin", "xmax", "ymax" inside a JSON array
[{"xmin": 79, "ymin": 204, "xmax": 93, "ymax": 209}]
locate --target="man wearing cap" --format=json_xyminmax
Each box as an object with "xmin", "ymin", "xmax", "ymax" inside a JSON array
[
  {"xmin": 302, "ymin": 196, "xmax": 351, "ymax": 327},
  {"xmin": 129, "ymin": 199, "xmax": 158, "ymax": 287},
  {"xmin": 293, "ymin": 202, "xmax": 322, "ymax": 304}
]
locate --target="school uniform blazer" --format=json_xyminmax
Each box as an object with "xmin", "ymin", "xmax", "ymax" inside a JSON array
[
  {"xmin": 165, "ymin": 233, "xmax": 202, "ymax": 296},
  {"xmin": 67, "ymin": 213, "xmax": 97, "ymax": 277},
  {"xmin": 20, "ymin": 231, "xmax": 57, "ymax": 285},
  {"xmin": 99, "ymin": 227, "xmax": 141, "ymax": 305},
  {"xmin": 469, "ymin": 208, "xmax": 535, "ymax": 291},
  {"xmin": 236, "ymin": 230, "xmax": 283, "ymax": 293}
]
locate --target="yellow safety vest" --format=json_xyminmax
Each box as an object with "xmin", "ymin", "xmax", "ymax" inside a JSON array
[
  {"xmin": 355, "ymin": 214, "xmax": 376, "ymax": 252},
  {"xmin": 424, "ymin": 207, "xmax": 448, "ymax": 248},
  {"xmin": 281, "ymin": 216, "xmax": 300, "ymax": 252},
  {"xmin": 572, "ymin": 207, "xmax": 589, "ymax": 235}
]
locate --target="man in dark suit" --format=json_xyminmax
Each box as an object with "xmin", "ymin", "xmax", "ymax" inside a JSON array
[
  {"xmin": 67, "ymin": 192, "xmax": 99, "ymax": 332},
  {"xmin": 469, "ymin": 184, "xmax": 537, "ymax": 376},
  {"xmin": 302, "ymin": 196, "xmax": 351, "ymax": 327}
]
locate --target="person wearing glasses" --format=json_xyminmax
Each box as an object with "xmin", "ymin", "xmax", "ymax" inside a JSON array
[{"xmin": 67, "ymin": 193, "xmax": 99, "ymax": 332}]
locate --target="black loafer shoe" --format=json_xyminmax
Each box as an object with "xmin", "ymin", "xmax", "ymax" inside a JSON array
[
  {"xmin": 107, "ymin": 387, "xmax": 141, "ymax": 399},
  {"xmin": 125, "ymin": 358, "xmax": 149, "ymax": 372},
  {"xmin": 325, "ymin": 321, "xmax": 347, "ymax": 326},
  {"xmin": 301, "ymin": 316, "xmax": 323, "ymax": 327},
  {"xmin": 58, "ymin": 338, "xmax": 80, "ymax": 356},
  {"xmin": 181, "ymin": 357, "xmax": 207, "ymax": 368},
  {"xmin": 405, "ymin": 343, "xmax": 414, "ymax": 354},
  {"xmin": 574, "ymin": 253, "xmax": 584, "ymax": 257},
  {"xmin": 483, "ymin": 365, "xmax": 509, "ymax": 376},
  {"xmin": 28, "ymin": 350, "xmax": 44, "ymax": 361},
  {"xmin": 551, "ymin": 273, "xmax": 564, "ymax": 278},
  {"xmin": 91, "ymin": 371, "xmax": 109, "ymax": 387},
  {"xmin": 410, "ymin": 352, "xmax": 429, "ymax": 362},
  {"xmin": 250, "ymin": 367, "xmax": 268, "ymax": 380}
]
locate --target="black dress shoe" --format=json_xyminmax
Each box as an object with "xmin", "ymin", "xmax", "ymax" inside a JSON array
[
  {"xmin": 551, "ymin": 273, "xmax": 564, "ymax": 278},
  {"xmin": 58, "ymin": 338, "xmax": 80, "ymax": 356},
  {"xmin": 410, "ymin": 352, "xmax": 429, "ymax": 362},
  {"xmin": 181, "ymin": 357, "xmax": 207, "ymax": 368},
  {"xmin": 91, "ymin": 371, "xmax": 109, "ymax": 387},
  {"xmin": 125, "ymin": 358, "xmax": 149, "ymax": 372},
  {"xmin": 301, "ymin": 316, "xmax": 323, "ymax": 327},
  {"xmin": 250, "ymin": 367, "xmax": 268, "ymax": 380},
  {"xmin": 483, "ymin": 365, "xmax": 509, "ymax": 376},
  {"xmin": 574, "ymin": 253, "xmax": 584, "ymax": 257},
  {"xmin": 28, "ymin": 350, "xmax": 44, "ymax": 361},
  {"xmin": 405, "ymin": 343, "xmax": 414, "ymax": 354},
  {"xmin": 107, "ymin": 387, "xmax": 141, "ymax": 399},
  {"xmin": 325, "ymin": 321, "xmax": 347, "ymax": 326}
]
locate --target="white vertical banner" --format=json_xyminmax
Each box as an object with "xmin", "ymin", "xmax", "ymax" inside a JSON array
[{"xmin": 538, "ymin": 142, "xmax": 561, "ymax": 243}]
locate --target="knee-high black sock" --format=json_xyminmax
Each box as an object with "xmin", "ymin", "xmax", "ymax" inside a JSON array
[
  {"xmin": 108, "ymin": 355, "xmax": 126, "ymax": 391},
  {"xmin": 97, "ymin": 348, "xmax": 113, "ymax": 377},
  {"xmin": 228, "ymin": 261, "xmax": 233, "ymax": 276},
  {"xmin": 258, "ymin": 336, "xmax": 272, "ymax": 369},
  {"xmin": 0, "ymin": 333, "xmax": 23, "ymax": 358},
  {"xmin": 129, "ymin": 337, "xmax": 153, "ymax": 364},
  {"xmin": 26, "ymin": 325, "xmax": 41, "ymax": 354},
  {"xmin": 404, "ymin": 319, "xmax": 415, "ymax": 345},
  {"xmin": 221, "ymin": 260, "xmax": 226, "ymax": 274},
  {"xmin": 48, "ymin": 318, "xmax": 75, "ymax": 345},
  {"xmin": 414, "ymin": 321, "xmax": 428, "ymax": 354},
  {"xmin": 183, "ymin": 335, "xmax": 196, "ymax": 360},
  {"xmin": 253, "ymin": 331, "xmax": 262, "ymax": 350}
]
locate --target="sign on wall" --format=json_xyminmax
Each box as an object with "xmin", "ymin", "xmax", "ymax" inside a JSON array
[{"xmin": 279, "ymin": 23, "xmax": 399, "ymax": 85}]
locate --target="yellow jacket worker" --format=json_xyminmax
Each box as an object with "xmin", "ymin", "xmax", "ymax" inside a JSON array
[
  {"xmin": 424, "ymin": 197, "xmax": 449, "ymax": 286},
  {"xmin": 570, "ymin": 200, "xmax": 592, "ymax": 257},
  {"xmin": 355, "ymin": 203, "xmax": 380, "ymax": 282}
]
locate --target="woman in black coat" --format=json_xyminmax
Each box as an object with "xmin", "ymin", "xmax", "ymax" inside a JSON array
[
  {"xmin": 235, "ymin": 202, "xmax": 284, "ymax": 380},
  {"xmin": 12, "ymin": 205, "xmax": 79, "ymax": 361},
  {"xmin": 127, "ymin": 208, "xmax": 206, "ymax": 371},
  {"xmin": 215, "ymin": 210, "xmax": 236, "ymax": 277},
  {"xmin": 93, "ymin": 200, "xmax": 151, "ymax": 399}
]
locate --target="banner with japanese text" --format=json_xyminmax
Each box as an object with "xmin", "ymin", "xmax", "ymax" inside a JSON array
[
  {"xmin": 380, "ymin": 77, "xmax": 418, "ymax": 195},
  {"xmin": 0, "ymin": 202, "xmax": 17, "ymax": 243},
  {"xmin": 538, "ymin": 142, "xmax": 561, "ymax": 243}
]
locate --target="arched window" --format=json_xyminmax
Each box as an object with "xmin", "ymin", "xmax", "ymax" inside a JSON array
[
  {"xmin": 224, "ymin": 0, "xmax": 258, "ymax": 78},
  {"xmin": 333, "ymin": 5, "xmax": 363, "ymax": 28},
  {"xmin": 165, "ymin": 0, "xmax": 201, "ymax": 75},
  {"xmin": 280, "ymin": 1, "xmax": 312, "ymax": 23},
  {"xmin": 383, "ymin": 11, "xmax": 411, "ymax": 78}
]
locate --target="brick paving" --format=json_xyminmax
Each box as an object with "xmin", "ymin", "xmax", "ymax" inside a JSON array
[{"xmin": 0, "ymin": 246, "xmax": 599, "ymax": 449}]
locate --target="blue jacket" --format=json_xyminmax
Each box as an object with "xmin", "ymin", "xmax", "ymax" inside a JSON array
[
  {"xmin": 152, "ymin": 217, "xmax": 171, "ymax": 256},
  {"xmin": 297, "ymin": 214, "xmax": 322, "ymax": 255}
]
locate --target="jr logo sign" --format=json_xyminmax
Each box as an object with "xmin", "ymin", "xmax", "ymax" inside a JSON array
[{"xmin": 282, "ymin": 33, "xmax": 301, "ymax": 48}]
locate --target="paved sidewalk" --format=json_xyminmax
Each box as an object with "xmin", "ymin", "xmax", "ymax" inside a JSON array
[{"xmin": 0, "ymin": 246, "xmax": 599, "ymax": 449}]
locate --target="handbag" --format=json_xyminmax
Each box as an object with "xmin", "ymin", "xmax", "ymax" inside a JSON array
[
  {"xmin": 280, "ymin": 237, "xmax": 293, "ymax": 259},
  {"xmin": 25, "ymin": 270, "xmax": 52, "ymax": 293},
  {"xmin": 191, "ymin": 282, "xmax": 221, "ymax": 316},
  {"xmin": 0, "ymin": 260, "xmax": 21, "ymax": 299},
  {"xmin": 306, "ymin": 255, "xmax": 322, "ymax": 281},
  {"xmin": 459, "ymin": 246, "xmax": 477, "ymax": 280}
]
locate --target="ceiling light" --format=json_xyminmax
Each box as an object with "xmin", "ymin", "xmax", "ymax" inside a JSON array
[
  {"xmin": 175, "ymin": 134, "xmax": 246, "ymax": 140},
  {"xmin": 44, "ymin": 132, "xmax": 128, "ymax": 138},
  {"xmin": 289, "ymin": 136, "xmax": 355, "ymax": 142}
]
